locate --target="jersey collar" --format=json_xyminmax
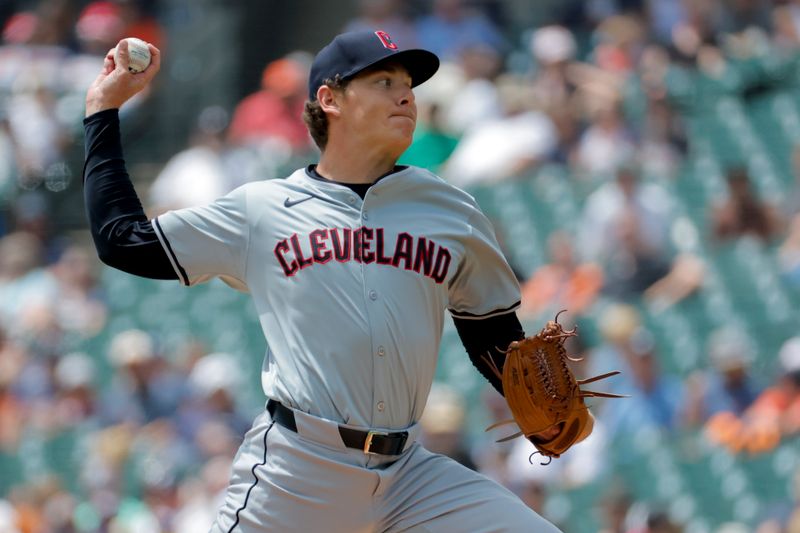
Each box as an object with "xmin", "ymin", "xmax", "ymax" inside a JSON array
[{"xmin": 305, "ymin": 164, "xmax": 409, "ymax": 186}]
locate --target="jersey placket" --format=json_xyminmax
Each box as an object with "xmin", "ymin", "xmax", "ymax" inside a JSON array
[{"xmin": 357, "ymin": 189, "xmax": 391, "ymax": 428}]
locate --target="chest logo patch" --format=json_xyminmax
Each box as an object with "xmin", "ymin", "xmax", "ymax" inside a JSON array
[
  {"xmin": 284, "ymin": 195, "xmax": 314, "ymax": 208},
  {"xmin": 274, "ymin": 227, "xmax": 452, "ymax": 284}
]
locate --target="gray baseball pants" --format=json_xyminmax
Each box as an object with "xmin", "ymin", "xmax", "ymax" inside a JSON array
[{"xmin": 210, "ymin": 406, "xmax": 561, "ymax": 532}]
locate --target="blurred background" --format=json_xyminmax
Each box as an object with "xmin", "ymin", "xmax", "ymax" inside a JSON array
[{"xmin": 2, "ymin": 0, "xmax": 800, "ymax": 531}]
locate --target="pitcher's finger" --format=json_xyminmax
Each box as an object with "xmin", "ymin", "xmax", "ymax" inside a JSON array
[
  {"xmin": 146, "ymin": 44, "xmax": 161, "ymax": 73},
  {"xmin": 114, "ymin": 39, "xmax": 130, "ymax": 71},
  {"xmin": 103, "ymin": 54, "xmax": 115, "ymax": 74}
]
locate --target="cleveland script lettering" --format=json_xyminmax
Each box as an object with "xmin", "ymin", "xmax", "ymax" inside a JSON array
[{"xmin": 274, "ymin": 227, "xmax": 452, "ymax": 283}]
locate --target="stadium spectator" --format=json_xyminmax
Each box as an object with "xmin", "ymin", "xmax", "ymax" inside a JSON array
[
  {"xmin": 51, "ymin": 351, "xmax": 99, "ymax": 433},
  {"xmin": 571, "ymin": 306, "xmax": 684, "ymax": 457},
  {"xmin": 227, "ymin": 54, "xmax": 311, "ymax": 152},
  {"xmin": 172, "ymin": 455, "xmax": 232, "ymax": 532},
  {"xmin": 442, "ymin": 76, "xmax": 556, "ymax": 186},
  {"xmin": 596, "ymin": 486, "xmax": 636, "ymax": 533},
  {"xmin": 595, "ymin": 326, "xmax": 687, "ymax": 436},
  {"xmin": 0, "ymin": 231, "xmax": 56, "ymax": 329},
  {"xmin": 707, "ymin": 336, "xmax": 800, "ymax": 454},
  {"xmin": 149, "ymin": 106, "xmax": 232, "ymax": 212},
  {"xmin": 528, "ymin": 26, "xmax": 582, "ymax": 165},
  {"xmin": 26, "ymin": 0, "xmax": 75, "ymax": 48},
  {"xmin": 639, "ymin": 103, "xmax": 683, "ymax": 181},
  {"xmin": 101, "ymin": 329, "xmax": 185, "ymax": 425},
  {"xmin": 182, "ymin": 351, "xmax": 251, "ymax": 448},
  {"xmin": 415, "ymin": 0, "xmax": 506, "ymax": 61},
  {"xmin": 747, "ymin": 337, "xmax": 800, "ymax": 437},
  {"xmin": 642, "ymin": 252, "xmax": 705, "ymax": 310},
  {"xmin": 441, "ymin": 43, "xmax": 504, "ymax": 135},
  {"xmin": 418, "ymin": 383, "xmax": 475, "ymax": 470},
  {"xmin": 683, "ymin": 326, "xmax": 762, "ymax": 427},
  {"xmin": 574, "ymin": 99, "xmax": 636, "ymax": 180},
  {"xmin": 712, "ymin": 166, "xmax": 783, "ymax": 243},
  {"xmin": 344, "ymin": 0, "xmax": 418, "ymax": 48},
  {"xmin": 9, "ymin": 193, "xmax": 51, "ymax": 257},
  {"xmin": 589, "ymin": 303, "xmax": 642, "ymax": 389},
  {"xmin": 772, "ymin": 3, "xmax": 800, "ymax": 51},
  {"xmin": 592, "ymin": 15, "xmax": 647, "ymax": 76},
  {"xmin": 117, "ymin": 0, "xmax": 165, "ymax": 49},
  {"xmin": 529, "ymin": 25, "xmax": 578, "ymax": 113},
  {"xmin": 50, "ymin": 244, "xmax": 107, "ymax": 337},
  {"xmin": 646, "ymin": 0, "xmax": 688, "ymax": 44},
  {"xmin": 634, "ymin": 58, "xmax": 688, "ymax": 181},
  {"xmin": 1, "ymin": 11, "xmax": 38, "ymax": 46},
  {"xmin": 519, "ymin": 230, "xmax": 604, "ymax": 319},
  {"xmin": 75, "ymin": 2, "xmax": 124, "ymax": 53},
  {"xmin": 580, "ymin": 163, "xmax": 673, "ymax": 255},
  {"xmin": 5, "ymin": 78, "xmax": 71, "ymax": 189},
  {"xmin": 5, "ymin": 478, "xmax": 54, "ymax": 533},
  {"xmin": 578, "ymin": 164, "xmax": 674, "ymax": 297},
  {"xmin": 601, "ymin": 204, "xmax": 673, "ymax": 299}
]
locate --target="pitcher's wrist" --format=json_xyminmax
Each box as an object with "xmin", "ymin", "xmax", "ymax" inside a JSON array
[{"xmin": 85, "ymin": 94, "xmax": 120, "ymax": 117}]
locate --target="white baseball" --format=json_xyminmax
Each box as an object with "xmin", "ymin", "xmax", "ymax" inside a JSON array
[{"xmin": 115, "ymin": 37, "xmax": 151, "ymax": 73}]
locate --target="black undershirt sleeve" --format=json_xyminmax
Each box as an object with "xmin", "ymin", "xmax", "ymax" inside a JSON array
[
  {"xmin": 452, "ymin": 312, "xmax": 525, "ymax": 396},
  {"xmin": 83, "ymin": 109, "xmax": 178, "ymax": 280}
]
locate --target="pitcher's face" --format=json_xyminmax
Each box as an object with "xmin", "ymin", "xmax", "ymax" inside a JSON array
[{"xmin": 336, "ymin": 63, "xmax": 417, "ymax": 157}]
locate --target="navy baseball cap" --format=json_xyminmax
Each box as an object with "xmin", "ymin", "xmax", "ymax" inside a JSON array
[{"xmin": 308, "ymin": 30, "xmax": 440, "ymax": 101}]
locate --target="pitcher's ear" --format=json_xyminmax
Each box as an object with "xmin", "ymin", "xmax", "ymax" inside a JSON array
[{"xmin": 317, "ymin": 85, "xmax": 341, "ymax": 118}]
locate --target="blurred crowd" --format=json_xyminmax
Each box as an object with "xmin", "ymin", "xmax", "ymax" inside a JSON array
[{"xmin": 3, "ymin": 0, "xmax": 800, "ymax": 532}]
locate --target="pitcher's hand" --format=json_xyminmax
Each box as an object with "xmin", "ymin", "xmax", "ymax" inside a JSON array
[{"xmin": 85, "ymin": 39, "xmax": 161, "ymax": 117}]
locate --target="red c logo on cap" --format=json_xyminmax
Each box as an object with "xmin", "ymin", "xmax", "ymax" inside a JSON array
[{"xmin": 375, "ymin": 31, "xmax": 398, "ymax": 50}]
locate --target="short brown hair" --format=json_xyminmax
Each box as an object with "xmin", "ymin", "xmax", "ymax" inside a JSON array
[{"xmin": 302, "ymin": 75, "xmax": 348, "ymax": 150}]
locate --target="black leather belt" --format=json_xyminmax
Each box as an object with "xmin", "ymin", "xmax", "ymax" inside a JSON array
[{"xmin": 267, "ymin": 400, "xmax": 409, "ymax": 456}]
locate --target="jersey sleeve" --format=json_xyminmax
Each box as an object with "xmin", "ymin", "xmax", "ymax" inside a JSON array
[
  {"xmin": 448, "ymin": 207, "xmax": 521, "ymax": 319},
  {"xmin": 153, "ymin": 185, "xmax": 250, "ymax": 289}
]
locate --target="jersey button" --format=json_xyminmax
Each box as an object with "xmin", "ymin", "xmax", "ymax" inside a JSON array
[
  {"xmin": 377, "ymin": 346, "xmax": 385, "ymax": 356},
  {"xmin": 377, "ymin": 401, "xmax": 385, "ymax": 412},
  {"xmin": 347, "ymin": 196, "xmax": 356, "ymax": 205},
  {"xmin": 369, "ymin": 290, "xmax": 378, "ymax": 301},
  {"xmin": 362, "ymin": 212, "xmax": 369, "ymax": 220}
]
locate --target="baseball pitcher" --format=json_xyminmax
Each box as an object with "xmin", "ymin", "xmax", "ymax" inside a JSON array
[{"xmin": 83, "ymin": 32, "xmax": 571, "ymax": 532}]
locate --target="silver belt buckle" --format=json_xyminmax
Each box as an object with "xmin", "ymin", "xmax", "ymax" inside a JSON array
[{"xmin": 363, "ymin": 430, "xmax": 388, "ymax": 454}]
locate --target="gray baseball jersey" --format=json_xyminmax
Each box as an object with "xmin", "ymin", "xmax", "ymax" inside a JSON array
[{"xmin": 153, "ymin": 165, "xmax": 520, "ymax": 430}]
